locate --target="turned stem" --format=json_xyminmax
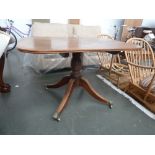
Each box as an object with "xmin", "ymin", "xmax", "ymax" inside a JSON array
[{"xmin": 71, "ymin": 53, "xmax": 82, "ymax": 79}]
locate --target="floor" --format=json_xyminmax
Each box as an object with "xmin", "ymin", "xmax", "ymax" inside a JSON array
[{"xmin": 0, "ymin": 50, "xmax": 155, "ymax": 135}]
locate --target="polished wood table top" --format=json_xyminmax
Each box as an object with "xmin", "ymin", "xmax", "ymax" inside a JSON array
[{"xmin": 17, "ymin": 37, "xmax": 141, "ymax": 54}]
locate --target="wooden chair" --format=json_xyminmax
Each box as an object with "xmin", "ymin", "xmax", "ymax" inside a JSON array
[
  {"xmin": 125, "ymin": 38, "xmax": 155, "ymax": 109},
  {"xmin": 97, "ymin": 34, "xmax": 129, "ymax": 87},
  {"xmin": 97, "ymin": 34, "xmax": 115, "ymax": 74}
]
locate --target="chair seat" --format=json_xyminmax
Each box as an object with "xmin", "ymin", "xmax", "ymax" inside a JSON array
[{"xmin": 140, "ymin": 74, "xmax": 155, "ymax": 93}]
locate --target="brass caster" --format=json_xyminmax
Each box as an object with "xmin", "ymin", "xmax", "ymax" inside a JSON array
[
  {"xmin": 45, "ymin": 85, "xmax": 50, "ymax": 90},
  {"xmin": 108, "ymin": 102, "xmax": 113, "ymax": 109},
  {"xmin": 45, "ymin": 85, "xmax": 48, "ymax": 89},
  {"xmin": 53, "ymin": 112, "xmax": 61, "ymax": 121}
]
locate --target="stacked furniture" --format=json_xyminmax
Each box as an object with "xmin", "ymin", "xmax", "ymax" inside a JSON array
[
  {"xmin": 135, "ymin": 26, "xmax": 155, "ymax": 38},
  {"xmin": 135, "ymin": 26, "xmax": 155, "ymax": 51}
]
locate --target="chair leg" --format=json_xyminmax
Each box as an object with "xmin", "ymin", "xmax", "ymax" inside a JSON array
[
  {"xmin": 116, "ymin": 76, "xmax": 120, "ymax": 87},
  {"xmin": 109, "ymin": 55, "xmax": 114, "ymax": 76},
  {"xmin": 123, "ymin": 85, "xmax": 129, "ymax": 92}
]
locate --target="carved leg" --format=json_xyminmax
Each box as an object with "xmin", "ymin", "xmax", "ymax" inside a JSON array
[
  {"xmin": 79, "ymin": 77, "xmax": 112, "ymax": 108},
  {"xmin": 53, "ymin": 79, "xmax": 75, "ymax": 121},
  {"xmin": 46, "ymin": 75, "xmax": 71, "ymax": 88},
  {"xmin": 0, "ymin": 54, "xmax": 11, "ymax": 93}
]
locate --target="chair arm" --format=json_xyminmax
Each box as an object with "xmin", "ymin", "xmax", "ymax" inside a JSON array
[{"xmin": 127, "ymin": 62, "xmax": 155, "ymax": 70}]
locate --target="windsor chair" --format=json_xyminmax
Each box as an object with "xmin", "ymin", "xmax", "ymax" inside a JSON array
[
  {"xmin": 125, "ymin": 38, "xmax": 155, "ymax": 110},
  {"xmin": 97, "ymin": 34, "xmax": 129, "ymax": 87}
]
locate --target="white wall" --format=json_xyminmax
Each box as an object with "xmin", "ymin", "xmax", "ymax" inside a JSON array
[
  {"xmin": 50, "ymin": 19, "xmax": 67, "ymax": 24},
  {"xmin": 81, "ymin": 19, "xmax": 124, "ymax": 40},
  {"xmin": 142, "ymin": 19, "xmax": 155, "ymax": 28}
]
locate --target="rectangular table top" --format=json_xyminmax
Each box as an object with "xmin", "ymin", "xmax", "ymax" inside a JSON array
[{"xmin": 17, "ymin": 37, "xmax": 141, "ymax": 54}]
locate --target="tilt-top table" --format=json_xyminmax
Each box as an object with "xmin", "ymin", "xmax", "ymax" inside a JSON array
[{"xmin": 17, "ymin": 37, "xmax": 140, "ymax": 121}]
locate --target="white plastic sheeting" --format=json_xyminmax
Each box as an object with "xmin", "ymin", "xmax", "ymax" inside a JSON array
[
  {"xmin": 23, "ymin": 22, "xmax": 101, "ymax": 73},
  {"xmin": 23, "ymin": 53, "xmax": 100, "ymax": 73},
  {"xmin": 24, "ymin": 54, "xmax": 71, "ymax": 73}
]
